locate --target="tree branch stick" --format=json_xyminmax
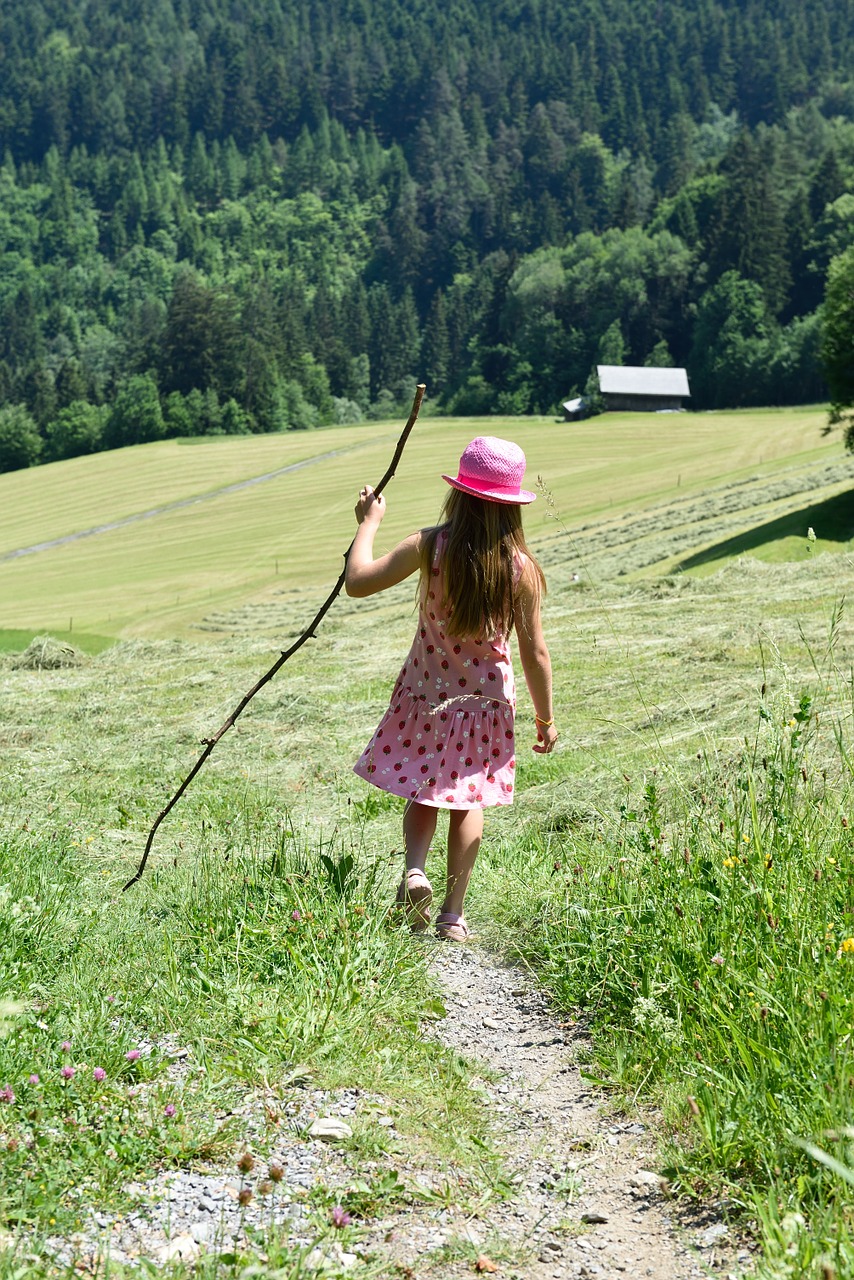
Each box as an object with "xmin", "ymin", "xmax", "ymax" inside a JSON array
[{"xmin": 123, "ymin": 383, "xmax": 426, "ymax": 891}]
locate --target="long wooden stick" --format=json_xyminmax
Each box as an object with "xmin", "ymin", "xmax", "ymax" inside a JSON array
[{"xmin": 123, "ymin": 384, "xmax": 426, "ymax": 891}]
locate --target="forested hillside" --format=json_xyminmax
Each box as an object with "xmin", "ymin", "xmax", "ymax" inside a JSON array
[{"xmin": 1, "ymin": 0, "xmax": 853, "ymax": 468}]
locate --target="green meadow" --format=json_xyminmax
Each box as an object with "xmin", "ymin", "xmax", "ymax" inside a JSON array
[
  {"xmin": 1, "ymin": 408, "xmax": 854, "ymax": 1278},
  {"xmin": 0, "ymin": 406, "xmax": 844, "ymax": 640}
]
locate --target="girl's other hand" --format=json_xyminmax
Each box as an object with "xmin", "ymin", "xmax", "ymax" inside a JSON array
[
  {"xmin": 533, "ymin": 722, "xmax": 558, "ymax": 754},
  {"xmin": 355, "ymin": 484, "xmax": 386, "ymax": 525}
]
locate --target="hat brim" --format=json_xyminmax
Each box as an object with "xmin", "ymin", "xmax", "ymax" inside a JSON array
[{"xmin": 442, "ymin": 475, "xmax": 537, "ymax": 505}]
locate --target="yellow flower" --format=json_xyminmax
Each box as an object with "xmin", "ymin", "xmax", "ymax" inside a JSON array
[
  {"xmin": 723, "ymin": 856, "xmax": 740, "ymax": 869},
  {"xmin": 742, "ymin": 833, "xmax": 750, "ymax": 843},
  {"xmin": 840, "ymin": 937, "xmax": 854, "ymax": 955}
]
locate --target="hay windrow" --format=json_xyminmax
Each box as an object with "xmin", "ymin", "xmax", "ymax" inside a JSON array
[{"xmin": 11, "ymin": 635, "xmax": 85, "ymax": 670}]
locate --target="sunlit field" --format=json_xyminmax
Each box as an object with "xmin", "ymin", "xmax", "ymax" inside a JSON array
[{"xmin": 0, "ymin": 406, "xmax": 845, "ymax": 639}]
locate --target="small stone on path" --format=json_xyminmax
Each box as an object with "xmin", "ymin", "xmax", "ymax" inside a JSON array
[
  {"xmin": 155, "ymin": 1234, "xmax": 200, "ymax": 1264},
  {"xmin": 308, "ymin": 1117, "xmax": 352, "ymax": 1142},
  {"xmin": 698, "ymin": 1222, "xmax": 729, "ymax": 1248}
]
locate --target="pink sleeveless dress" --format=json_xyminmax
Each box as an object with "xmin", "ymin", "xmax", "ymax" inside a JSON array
[{"xmin": 353, "ymin": 533, "xmax": 519, "ymax": 809}]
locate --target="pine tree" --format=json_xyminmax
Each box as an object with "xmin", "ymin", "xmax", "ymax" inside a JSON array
[
  {"xmin": 808, "ymin": 149, "xmax": 846, "ymax": 223},
  {"xmin": 421, "ymin": 290, "xmax": 450, "ymax": 396}
]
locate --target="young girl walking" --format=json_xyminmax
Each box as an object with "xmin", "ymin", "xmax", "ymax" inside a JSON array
[{"xmin": 345, "ymin": 436, "xmax": 557, "ymax": 941}]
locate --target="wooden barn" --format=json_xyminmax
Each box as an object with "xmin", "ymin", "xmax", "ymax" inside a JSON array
[{"xmin": 597, "ymin": 365, "xmax": 691, "ymax": 412}]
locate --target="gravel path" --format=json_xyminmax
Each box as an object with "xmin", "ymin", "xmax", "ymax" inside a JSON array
[
  {"xmin": 43, "ymin": 940, "xmax": 748, "ymax": 1277},
  {"xmin": 400, "ymin": 941, "xmax": 743, "ymax": 1279}
]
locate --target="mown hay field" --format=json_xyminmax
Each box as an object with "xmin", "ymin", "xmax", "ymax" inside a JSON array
[{"xmin": 0, "ymin": 406, "xmax": 844, "ymax": 639}]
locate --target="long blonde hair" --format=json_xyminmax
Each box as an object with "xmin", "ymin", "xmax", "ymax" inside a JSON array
[{"xmin": 420, "ymin": 489, "xmax": 545, "ymax": 640}]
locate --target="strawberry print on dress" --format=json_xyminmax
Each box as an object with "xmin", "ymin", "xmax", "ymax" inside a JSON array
[{"xmin": 353, "ymin": 533, "xmax": 520, "ymax": 809}]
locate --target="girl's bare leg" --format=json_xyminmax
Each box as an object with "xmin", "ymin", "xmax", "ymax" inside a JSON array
[
  {"xmin": 442, "ymin": 808, "xmax": 484, "ymax": 916},
  {"xmin": 403, "ymin": 801, "xmax": 438, "ymax": 874},
  {"xmin": 398, "ymin": 801, "xmax": 438, "ymax": 931}
]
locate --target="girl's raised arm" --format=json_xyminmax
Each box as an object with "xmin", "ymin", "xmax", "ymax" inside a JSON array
[{"xmin": 345, "ymin": 485, "xmax": 423, "ymax": 598}]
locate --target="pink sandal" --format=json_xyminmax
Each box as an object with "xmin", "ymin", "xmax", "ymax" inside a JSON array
[
  {"xmin": 435, "ymin": 912, "xmax": 469, "ymax": 943},
  {"xmin": 395, "ymin": 869, "xmax": 433, "ymax": 932}
]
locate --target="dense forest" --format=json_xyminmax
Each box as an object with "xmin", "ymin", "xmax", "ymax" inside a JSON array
[{"xmin": 1, "ymin": 0, "xmax": 854, "ymax": 469}]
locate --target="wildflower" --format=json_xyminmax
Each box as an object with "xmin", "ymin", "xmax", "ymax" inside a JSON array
[
  {"xmin": 268, "ymin": 1161, "xmax": 285, "ymax": 1183},
  {"xmin": 807, "ymin": 527, "xmax": 816, "ymax": 542},
  {"xmin": 330, "ymin": 1205, "xmax": 352, "ymax": 1229},
  {"xmin": 125, "ymin": 1050, "xmax": 140, "ymax": 1062},
  {"xmin": 28, "ymin": 1074, "xmax": 39, "ymax": 1086},
  {"xmin": 106, "ymin": 996, "xmax": 116, "ymax": 1004},
  {"xmin": 258, "ymin": 1180, "xmax": 273, "ymax": 1196},
  {"xmin": 61, "ymin": 1066, "xmax": 75, "ymax": 1080},
  {"xmin": 742, "ymin": 833, "xmax": 750, "ymax": 843},
  {"xmin": 163, "ymin": 1103, "xmax": 176, "ymax": 1118},
  {"xmin": 1, "ymin": 1085, "xmax": 15, "ymax": 1103},
  {"xmin": 238, "ymin": 1188, "xmax": 253, "ymax": 1207},
  {"xmin": 61, "ymin": 1041, "xmax": 72, "ymax": 1052},
  {"xmin": 840, "ymin": 938, "xmax": 854, "ymax": 955},
  {"xmin": 236, "ymin": 1151, "xmax": 255, "ymax": 1174},
  {"xmin": 291, "ymin": 910, "xmax": 301, "ymax": 922},
  {"xmin": 722, "ymin": 856, "xmax": 739, "ymax": 869},
  {"xmin": 710, "ymin": 954, "xmax": 725, "ymax": 966},
  {"xmin": 93, "ymin": 1068, "xmax": 106, "ymax": 1083}
]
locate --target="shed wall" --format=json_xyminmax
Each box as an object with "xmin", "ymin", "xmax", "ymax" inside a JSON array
[{"xmin": 603, "ymin": 393, "xmax": 685, "ymax": 412}]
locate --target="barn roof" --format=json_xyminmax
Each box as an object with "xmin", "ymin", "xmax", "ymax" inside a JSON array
[
  {"xmin": 597, "ymin": 365, "xmax": 691, "ymax": 397},
  {"xmin": 562, "ymin": 396, "xmax": 585, "ymax": 414}
]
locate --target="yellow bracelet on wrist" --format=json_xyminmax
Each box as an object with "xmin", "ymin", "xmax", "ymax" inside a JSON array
[{"xmin": 535, "ymin": 715, "xmax": 554, "ymax": 727}]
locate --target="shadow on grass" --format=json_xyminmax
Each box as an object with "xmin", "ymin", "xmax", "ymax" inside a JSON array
[{"xmin": 678, "ymin": 489, "xmax": 854, "ymax": 570}]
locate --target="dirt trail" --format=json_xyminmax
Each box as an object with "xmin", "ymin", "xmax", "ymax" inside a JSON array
[
  {"xmin": 41, "ymin": 938, "xmax": 746, "ymax": 1277},
  {"xmin": 366, "ymin": 941, "xmax": 742, "ymax": 1279}
]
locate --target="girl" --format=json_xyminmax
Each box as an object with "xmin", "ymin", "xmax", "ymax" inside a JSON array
[{"xmin": 345, "ymin": 436, "xmax": 557, "ymax": 942}]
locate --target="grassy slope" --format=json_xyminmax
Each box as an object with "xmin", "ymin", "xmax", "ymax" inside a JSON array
[
  {"xmin": 1, "ymin": 410, "xmax": 854, "ymax": 1275},
  {"xmin": 0, "ymin": 407, "xmax": 844, "ymax": 639}
]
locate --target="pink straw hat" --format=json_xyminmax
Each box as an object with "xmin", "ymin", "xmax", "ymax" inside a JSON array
[{"xmin": 442, "ymin": 436, "xmax": 537, "ymax": 505}]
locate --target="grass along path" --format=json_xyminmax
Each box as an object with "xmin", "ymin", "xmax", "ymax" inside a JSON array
[{"xmin": 0, "ymin": 934, "xmax": 739, "ymax": 1279}]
